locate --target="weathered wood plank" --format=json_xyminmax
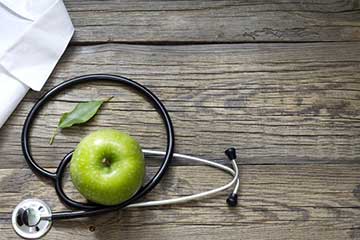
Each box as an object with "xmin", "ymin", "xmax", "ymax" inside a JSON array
[
  {"xmin": 1, "ymin": 2, "xmax": 359, "ymax": 239},
  {"xmin": 64, "ymin": 0, "xmax": 360, "ymax": 43},
  {"xmin": 0, "ymin": 42, "xmax": 359, "ymax": 168},
  {"xmin": 1, "ymin": 165, "xmax": 359, "ymax": 239}
]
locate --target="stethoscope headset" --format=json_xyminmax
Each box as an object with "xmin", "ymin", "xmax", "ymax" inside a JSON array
[{"xmin": 12, "ymin": 74, "xmax": 240, "ymax": 239}]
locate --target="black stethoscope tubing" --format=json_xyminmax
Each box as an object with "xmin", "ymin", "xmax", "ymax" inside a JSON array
[{"xmin": 21, "ymin": 74, "xmax": 175, "ymax": 220}]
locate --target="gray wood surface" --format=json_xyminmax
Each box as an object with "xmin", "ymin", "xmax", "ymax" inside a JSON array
[
  {"xmin": 1, "ymin": 165, "xmax": 360, "ymax": 239},
  {"xmin": 1, "ymin": 42, "xmax": 359, "ymax": 168},
  {"xmin": 0, "ymin": 0, "xmax": 359, "ymax": 239},
  {"xmin": 64, "ymin": 0, "xmax": 360, "ymax": 43}
]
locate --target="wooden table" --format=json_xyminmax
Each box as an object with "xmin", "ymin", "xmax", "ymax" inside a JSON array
[{"xmin": 1, "ymin": 1, "xmax": 360, "ymax": 239}]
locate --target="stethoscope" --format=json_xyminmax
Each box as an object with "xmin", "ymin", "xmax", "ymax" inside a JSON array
[{"xmin": 12, "ymin": 74, "xmax": 240, "ymax": 239}]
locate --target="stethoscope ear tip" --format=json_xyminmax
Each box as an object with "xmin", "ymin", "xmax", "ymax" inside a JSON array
[
  {"xmin": 12, "ymin": 199, "xmax": 52, "ymax": 239},
  {"xmin": 225, "ymin": 148, "xmax": 237, "ymax": 161},
  {"xmin": 226, "ymin": 193, "xmax": 238, "ymax": 207}
]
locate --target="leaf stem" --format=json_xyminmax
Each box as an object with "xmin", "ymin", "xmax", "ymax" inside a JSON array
[
  {"xmin": 49, "ymin": 128, "xmax": 58, "ymax": 145},
  {"xmin": 104, "ymin": 96, "xmax": 114, "ymax": 102}
]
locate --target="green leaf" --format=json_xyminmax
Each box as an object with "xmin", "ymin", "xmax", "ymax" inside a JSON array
[
  {"xmin": 58, "ymin": 100, "xmax": 103, "ymax": 128},
  {"xmin": 49, "ymin": 97, "xmax": 112, "ymax": 144}
]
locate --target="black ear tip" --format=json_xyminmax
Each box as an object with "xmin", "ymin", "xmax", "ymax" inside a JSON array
[
  {"xmin": 226, "ymin": 193, "xmax": 238, "ymax": 207},
  {"xmin": 225, "ymin": 148, "xmax": 237, "ymax": 160}
]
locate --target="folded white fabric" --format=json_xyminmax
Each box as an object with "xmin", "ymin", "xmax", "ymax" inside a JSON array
[{"xmin": 0, "ymin": 0, "xmax": 74, "ymax": 128}]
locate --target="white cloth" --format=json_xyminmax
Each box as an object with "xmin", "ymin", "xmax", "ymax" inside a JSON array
[{"xmin": 0, "ymin": 0, "xmax": 74, "ymax": 127}]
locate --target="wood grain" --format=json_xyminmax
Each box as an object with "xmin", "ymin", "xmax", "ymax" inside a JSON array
[
  {"xmin": 0, "ymin": 42, "xmax": 359, "ymax": 168},
  {"xmin": 64, "ymin": 0, "xmax": 360, "ymax": 43},
  {"xmin": 1, "ymin": 1, "xmax": 360, "ymax": 239},
  {"xmin": 0, "ymin": 165, "xmax": 359, "ymax": 239}
]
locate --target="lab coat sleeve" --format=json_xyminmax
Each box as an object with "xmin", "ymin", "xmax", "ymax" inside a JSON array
[{"xmin": 0, "ymin": 0, "xmax": 74, "ymax": 128}]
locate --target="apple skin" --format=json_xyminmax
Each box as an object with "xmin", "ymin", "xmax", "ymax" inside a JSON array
[{"xmin": 70, "ymin": 129, "xmax": 145, "ymax": 206}]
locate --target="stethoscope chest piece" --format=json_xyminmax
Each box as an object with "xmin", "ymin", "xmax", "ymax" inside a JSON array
[{"xmin": 12, "ymin": 199, "xmax": 52, "ymax": 239}]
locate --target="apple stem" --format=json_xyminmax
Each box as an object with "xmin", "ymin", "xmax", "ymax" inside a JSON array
[{"xmin": 102, "ymin": 158, "xmax": 111, "ymax": 167}]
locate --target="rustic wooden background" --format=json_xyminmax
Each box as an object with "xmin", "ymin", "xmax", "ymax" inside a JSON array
[{"xmin": 1, "ymin": 0, "xmax": 360, "ymax": 239}]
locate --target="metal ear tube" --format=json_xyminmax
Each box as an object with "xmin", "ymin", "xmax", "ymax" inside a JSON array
[
  {"xmin": 225, "ymin": 148, "xmax": 239, "ymax": 207},
  {"xmin": 12, "ymin": 74, "xmax": 240, "ymax": 239}
]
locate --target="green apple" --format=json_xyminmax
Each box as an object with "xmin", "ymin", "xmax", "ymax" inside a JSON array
[{"xmin": 70, "ymin": 129, "xmax": 145, "ymax": 206}]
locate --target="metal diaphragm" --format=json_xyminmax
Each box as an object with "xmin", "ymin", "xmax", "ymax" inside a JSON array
[{"xmin": 12, "ymin": 199, "xmax": 52, "ymax": 239}]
